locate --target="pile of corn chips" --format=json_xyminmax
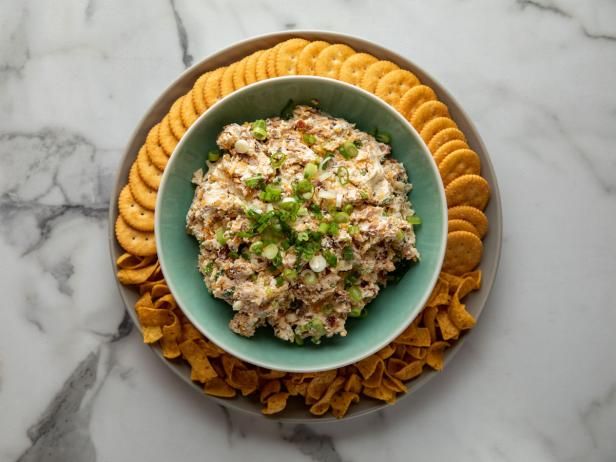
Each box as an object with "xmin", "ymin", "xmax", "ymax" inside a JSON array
[{"xmin": 115, "ymin": 38, "xmax": 491, "ymax": 418}]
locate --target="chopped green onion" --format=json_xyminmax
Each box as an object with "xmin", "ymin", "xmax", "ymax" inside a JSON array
[
  {"xmin": 348, "ymin": 286, "xmax": 363, "ymax": 303},
  {"xmin": 259, "ymin": 184, "xmax": 282, "ymax": 203},
  {"xmin": 302, "ymin": 133, "xmax": 317, "ymax": 146},
  {"xmin": 244, "ymin": 175, "xmax": 265, "ymax": 190},
  {"xmin": 304, "ymin": 162, "xmax": 318, "ymax": 179},
  {"xmin": 347, "ymin": 225, "xmax": 359, "ymax": 235},
  {"xmin": 283, "ymin": 268, "xmax": 298, "ymax": 281},
  {"xmin": 309, "ymin": 203, "xmax": 323, "ymax": 218},
  {"xmin": 270, "ymin": 151, "xmax": 286, "ymax": 169},
  {"xmin": 407, "ymin": 215, "xmax": 422, "ymax": 225},
  {"xmin": 319, "ymin": 156, "xmax": 333, "ymax": 171},
  {"xmin": 359, "ymin": 190, "xmax": 369, "ymax": 199},
  {"xmin": 275, "ymin": 276, "xmax": 285, "ymax": 287},
  {"xmin": 215, "ymin": 228, "xmax": 227, "ymax": 245},
  {"xmin": 262, "ymin": 243, "xmax": 279, "ymax": 260},
  {"xmin": 294, "ymin": 334, "xmax": 304, "ymax": 345},
  {"xmin": 338, "ymin": 141, "xmax": 358, "ymax": 159},
  {"xmin": 318, "ymin": 222, "xmax": 329, "ymax": 234},
  {"xmin": 235, "ymin": 231, "xmax": 254, "ymax": 238},
  {"xmin": 229, "ymin": 250, "xmax": 239, "ymax": 259},
  {"xmin": 203, "ymin": 261, "xmax": 214, "ymax": 275},
  {"xmin": 295, "ymin": 179, "xmax": 314, "ymax": 200},
  {"xmin": 245, "ymin": 207, "xmax": 262, "ymax": 220},
  {"xmin": 297, "ymin": 206, "xmax": 308, "ymax": 216},
  {"xmin": 251, "ymin": 119, "xmax": 267, "ymax": 140},
  {"xmin": 271, "ymin": 252, "xmax": 283, "ymax": 268},
  {"xmin": 207, "ymin": 150, "xmax": 221, "ymax": 162},
  {"xmin": 375, "ymin": 130, "xmax": 392, "ymax": 144},
  {"xmin": 328, "ymin": 222, "xmax": 339, "ymax": 236},
  {"xmin": 296, "ymin": 231, "xmax": 309, "ymax": 242},
  {"xmin": 323, "ymin": 250, "xmax": 337, "ymax": 268},
  {"xmin": 336, "ymin": 166, "xmax": 349, "ymax": 185},
  {"xmin": 279, "ymin": 197, "xmax": 298, "ymax": 211},
  {"xmin": 349, "ymin": 306, "xmax": 363, "ymax": 317},
  {"xmin": 342, "ymin": 203, "xmax": 354, "ymax": 214},
  {"xmin": 342, "ymin": 245, "xmax": 354, "ymax": 261},
  {"xmin": 302, "ymin": 270, "xmax": 317, "ymax": 285},
  {"xmin": 306, "ymin": 319, "xmax": 326, "ymax": 336},
  {"xmin": 249, "ymin": 241, "xmax": 264, "ymax": 255},
  {"xmin": 334, "ymin": 211, "xmax": 350, "ymax": 223}
]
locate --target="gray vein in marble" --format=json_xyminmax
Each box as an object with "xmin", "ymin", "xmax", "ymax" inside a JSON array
[
  {"xmin": 516, "ymin": 0, "xmax": 616, "ymax": 42},
  {"xmin": 16, "ymin": 351, "xmax": 99, "ymax": 462},
  {"xmin": 169, "ymin": 0, "xmax": 193, "ymax": 68},
  {"xmin": 0, "ymin": 6, "xmax": 30, "ymax": 81},
  {"xmin": 49, "ymin": 257, "xmax": 75, "ymax": 296},
  {"xmin": 85, "ymin": 0, "xmax": 96, "ymax": 21},
  {"xmin": 579, "ymin": 383, "xmax": 616, "ymax": 449},
  {"xmin": 284, "ymin": 425, "xmax": 342, "ymax": 462}
]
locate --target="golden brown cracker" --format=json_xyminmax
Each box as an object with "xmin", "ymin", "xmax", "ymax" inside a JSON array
[
  {"xmin": 359, "ymin": 60, "xmax": 399, "ymax": 93},
  {"xmin": 192, "ymin": 72, "xmax": 210, "ymax": 114},
  {"xmin": 204, "ymin": 66, "xmax": 225, "ymax": 107},
  {"xmin": 128, "ymin": 163, "xmax": 157, "ymax": 210},
  {"xmin": 339, "ymin": 53, "xmax": 378, "ymax": 86},
  {"xmin": 118, "ymin": 185, "xmax": 155, "ymax": 232},
  {"xmin": 443, "ymin": 230, "xmax": 483, "ymax": 275},
  {"xmin": 232, "ymin": 57, "xmax": 248, "ymax": 89},
  {"xmin": 145, "ymin": 123, "xmax": 169, "ymax": 171},
  {"xmin": 374, "ymin": 69, "xmax": 420, "ymax": 106},
  {"xmin": 297, "ymin": 40, "xmax": 330, "ymax": 75},
  {"xmin": 410, "ymin": 101, "xmax": 450, "ymax": 132},
  {"xmin": 255, "ymin": 49, "xmax": 271, "ymax": 81},
  {"xmin": 448, "ymin": 205, "xmax": 488, "ymax": 238},
  {"xmin": 445, "ymin": 174, "xmax": 490, "ymax": 209},
  {"xmin": 275, "ymin": 38, "xmax": 310, "ymax": 75},
  {"xmin": 159, "ymin": 115, "xmax": 178, "ymax": 156},
  {"xmin": 433, "ymin": 140, "xmax": 469, "ymax": 165},
  {"xmin": 439, "ymin": 149, "xmax": 481, "ymax": 186},
  {"xmin": 136, "ymin": 146, "xmax": 163, "ymax": 190},
  {"xmin": 448, "ymin": 219, "xmax": 480, "ymax": 237},
  {"xmin": 420, "ymin": 117, "xmax": 457, "ymax": 145},
  {"xmin": 314, "ymin": 44, "xmax": 356, "ymax": 79},
  {"xmin": 266, "ymin": 43, "xmax": 281, "ymax": 77},
  {"xmin": 181, "ymin": 89, "xmax": 199, "ymax": 127},
  {"xmin": 428, "ymin": 127, "xmax": 466, "ymax": 153},
  {"xmin": 397, "ymin": 85, "xmax": 437, "ymax": 119},
  {"xmin": 244, "ymin": 50, "xmax": 264, "ymax": 84},
  {"xmin": 115, "ymin": 215, "xmax": 156, "ymax": 256},
  {"xmin": 169, "ymin": 96, "xmax": 187, "ymax": 140},
  {"xmin": 221, "ymin": 62, "xmax": 237, "ymax": 97}
]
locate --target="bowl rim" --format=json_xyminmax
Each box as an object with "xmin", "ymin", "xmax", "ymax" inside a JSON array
[
  {"xmin": 108, "ymin": 29, "xmax": 502, "ymax": 422},
  {"xmin": 155, "ymin": 75, "xmax": 448, "ymax": 372}
]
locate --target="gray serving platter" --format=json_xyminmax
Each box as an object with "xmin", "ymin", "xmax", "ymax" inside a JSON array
[{"xmin": 108, "ymin": 30, "xmax": 502, "ymax": 423}]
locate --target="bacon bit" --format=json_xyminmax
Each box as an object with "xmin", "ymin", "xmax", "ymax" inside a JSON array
[
  {"xmin": 295, "ymin": 120, "xmax": 306, "ymax": 130},
  {"xmin": 327, "ymin": 315, "xmax": 337, "ymax": 327}
]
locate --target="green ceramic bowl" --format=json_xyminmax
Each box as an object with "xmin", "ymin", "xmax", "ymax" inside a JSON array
[{"xmin": 156, "ymin": 76, "xmax": 447, "ymax": 372}]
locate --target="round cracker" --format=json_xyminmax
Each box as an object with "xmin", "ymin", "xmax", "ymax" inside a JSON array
[
  {"xmin": 359, "ymin": 60, "xmax": 399, "ymax": 93},
  {"xmin": 115, "ymin": 215, "xmax": 156, "ymax": 257},
  {"xmin": 339, "ymin": 53, "xmax": 378, "ymax": 86},
  {"xmin": 181, "ymin": 89, "xmax": 199, "ymax": 128},
  {"xmin": 169, "ymin": 96, "xmax": 186, "ymax": 139},
  {"xmin": 221, "ymin": 62, "xmax": 237, "ymax": 97},
  {"xmin": 118, "ymin": 185, "xmax": 155, "ymax": 231},
  {"xmin": 445, "ymin": 174, "xmax": 490, "ymax": 210},
  {"xmin": 145, "ymin": 123, "xmax": 169, "ymax": 171},
  {"xmin": 266, "ymin": 43, "xmax": 281, "ymax": 77},
  {"xmin": 428, "ymin": 127, "xmax": 466, "ymax": 153},
  {"xmin": 314, "ymin": 44, "xmax": 356, "ymax": 79},
  {"xmin": 159, "ymin": 115, "xmax": 178, "ymax": 156},
  {"xmin": 420, "ymin": 117, "xmax": 457, "ymax": 144},
  {"xmin": 296, "ymin": 40, "xmax": 330, "ymax": 75},
  {"xmin": 136, "ymin": 145, "xmax": 163, "ymax": 191},
  {"xmin": 204, "ymin": 66, "xmax": 225, "ymax": 107},
  {"xmin": 410, "ymin": 101, "xmax": 450, "ymax": 132},
  {"xmin": 233, "ymin": 57, "xmax": 247, "ymax": 89},
  {"xmin": 439, "ymin": 149, "xmax": 481, "ymax": 186},
  {"xmin": 443, "ymin": 230, "xmax": 482, "ymax": 275},
  {"xmin": 192, "ymin": 72, "xmax": 210, "ymax": 114},
  {"xmin": 448, "ymin": 219, "xmax": 480, "ymax": 238},
  {"xmin": 433, "ymin": 140, "xmax": 469, "ymax": 165},
  {"xmin": 448, "ymin": 205, "xmax": 488, "ymax": 238},
  {"xmin": 128, "ymin": 163, "xmax": 157, "ymax": 211},
  {"xmin": 375, "ymin": 69, "xmax": 420, "ymax": 107},
  {"xmin": 244, "ymin": 50, "xmax": 264, "ymax": 84},
  {"xmin": 397, "ymin": 85, "xmax": 437, "ymax": 119},
  {"xmin": 275, "ymin": 38, "xmax": 310, "ymax": 76},
  {"xmin": 256, "ymin": 49, "xmax": 271, "ymax": 81}
]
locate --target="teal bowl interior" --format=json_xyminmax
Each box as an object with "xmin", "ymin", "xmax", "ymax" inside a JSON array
[{"xmin": 156, "ymin": 76, "xmax": 446, "ymax": 372}]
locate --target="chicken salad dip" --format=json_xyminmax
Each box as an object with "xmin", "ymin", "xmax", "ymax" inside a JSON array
[{"xmin": 186, "ymin": 104, "xmax": 420, "ymax": 345}]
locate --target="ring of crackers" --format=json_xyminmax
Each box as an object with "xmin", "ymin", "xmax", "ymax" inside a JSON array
[{"xmin": 114, "ymin": 38, "xmax": 493, "ymax": 419}]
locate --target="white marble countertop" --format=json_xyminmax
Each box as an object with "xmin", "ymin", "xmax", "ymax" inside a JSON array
[{"xmin": 1, "ymin": 0, "xmax": 615, "ymax": 461}]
